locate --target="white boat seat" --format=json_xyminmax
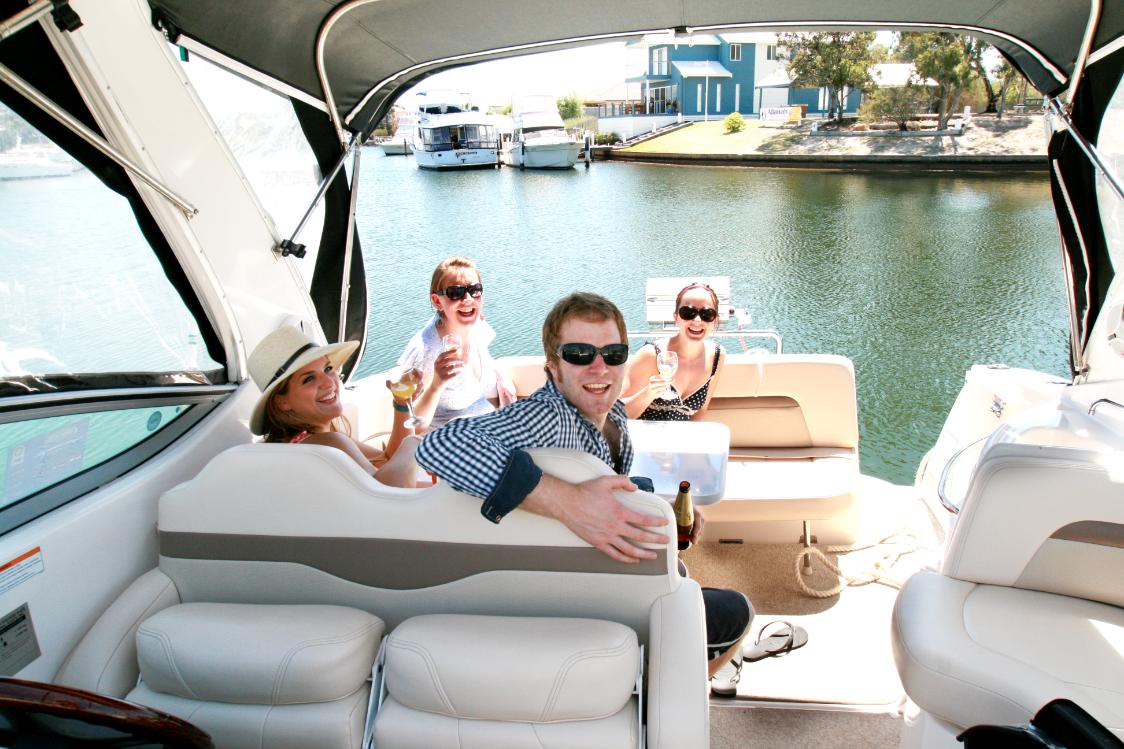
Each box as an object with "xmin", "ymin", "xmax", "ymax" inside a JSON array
[
  {"xmin": 126, "ymin": 603, "xmax": 381, "ymax": 749},
  {"xmin": 374, "ymin": 614, "xmax": 639, "ymax": 748},
  {"xmin": 893, "ymin": 436, "xmax": 1124, "ymax": 740},
  {"xmin": 56, "ymin": 443, "xmax": 709, "ymax": 748},
  {"xmin": 699, "ymin": 354, "xmax": 861, "ymax": 542}
]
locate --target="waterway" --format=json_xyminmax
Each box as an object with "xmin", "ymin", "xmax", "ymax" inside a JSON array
[{"xmin": 355, "ymin": 152, "xmax": 1068, "ymax": 486}]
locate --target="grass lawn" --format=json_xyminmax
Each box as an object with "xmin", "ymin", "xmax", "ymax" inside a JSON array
[{"xmin": 621, "ymin": 120, "xmax": 791, "ymax": 154}]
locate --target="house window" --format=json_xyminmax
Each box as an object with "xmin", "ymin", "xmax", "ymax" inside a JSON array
[
  {"xmin": 730, "ymin": 43, "xmax": 741, "ymax": 62},
  {"xmin": 767, "ymin": 44, "xmax": 778, "ymax": 61},
  {"xmin": 652, "ymin": 47, "xmax": 668, "ymax": 76},
  {"xmin": 697, "ymin": 83, "xmax": 703, "ymax": 113},
  {"xmin": 735, "ymin": 83, "xmax": 741, "ymax": 112},
  {"xmin": 716, "ymin": 83, "xmax": 722, "ymax": 113}
]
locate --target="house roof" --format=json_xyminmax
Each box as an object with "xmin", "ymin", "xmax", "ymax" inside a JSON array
[
  {"xmin": 755, "ymin": 68, "xmax": 793, "ymax": 88},
  {"xmin": 716, "ymin": 32, "xmax": 779, "ymax": 44},
  {"xmin": 626, "ymin": 33, "xmax": 722, "ymax": 48},
  {"xmin": 672, "ymin": 60, "xmax": 733, "ymax": 78},
  {"xmin": 871, "ymin": 63, "xmax": 938, "ymax": 87}
]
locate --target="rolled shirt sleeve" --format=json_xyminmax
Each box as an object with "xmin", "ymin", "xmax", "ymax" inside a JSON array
[{"xmin": 416, "ymin": 380, "xmax": 632, "ymax": 523}]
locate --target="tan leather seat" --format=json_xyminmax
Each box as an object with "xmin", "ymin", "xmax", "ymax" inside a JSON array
[
  {"xmin": 893, "ymin": 427, "xmax": 1124, "ymax": 743},
  {"xmin": 374, "ymin": 614, "xmax": 640, "ymax": 748},
  {"xmin": 700, "ymin": 354, "xmax": 861, "ymax": 543}
]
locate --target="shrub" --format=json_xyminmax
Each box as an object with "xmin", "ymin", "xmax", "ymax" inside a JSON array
[
  {"xmin": 859, "ymin": 87, "xmax": 922, "ymax": 131},
  {"xmin": 723, "ymin": 112, "xmax": 746, "ymax": 134},
  {"xmin": 557, "ymin": 93, "xmax": 583, "ymax": 120},
  {"xmin": 594, "ymin": 132, "xmax": 621, "ymax": 145}
]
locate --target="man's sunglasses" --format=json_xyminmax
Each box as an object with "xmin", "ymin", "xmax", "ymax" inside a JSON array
[
  {"xmin": 556, "ymin": 342, "xmax": 630, "ymax": 366},
  {"xmin": 678, "ymin": 305, "xmax": 718, "ymax": 323},
  {"xmin": 440, "ymin": 283, "xmax": 483, "ymax": 301}
]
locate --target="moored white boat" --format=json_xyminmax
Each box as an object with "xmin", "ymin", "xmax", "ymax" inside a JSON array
[
  {"xmin": 412, "ymin": 93, "xmax": 499, "ymax": 169},
  {"xmin": 501, "ymin": 94, "xmax": 582, "ymax": 169},
  {"xmin": 0, "ymin": 144, "xmax": 77, "ymax": 179}
]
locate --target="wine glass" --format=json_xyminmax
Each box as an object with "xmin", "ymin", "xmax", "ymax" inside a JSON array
[
  {"xmin": 656, "ymin": 348, "xmax": 678, "ymax": 379},
  {"xmin": 390, "ymin": 368, "xmax": 424, "ymax": 429},
  {"xmin": 441, "ymin": 333, "xmax": 461, "ymax": 354}
]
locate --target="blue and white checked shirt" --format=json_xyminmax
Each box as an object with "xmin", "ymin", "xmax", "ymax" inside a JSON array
[{"xmin": 415, "ymin": 379, "xmax": 634, "ymax": 522}]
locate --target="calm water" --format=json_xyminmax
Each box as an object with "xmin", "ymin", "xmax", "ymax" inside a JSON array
[{"xmin": 355, "ymin": 154, "xmax": 1069, "ymax": 485}]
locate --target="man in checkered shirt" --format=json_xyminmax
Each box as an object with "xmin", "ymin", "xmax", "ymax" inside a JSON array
[
  {"xmin": 416, "ymin": 292, "xmax": 752, "ymax": 690},
  {"xmin": 416, "ymin": 291, "xmax": 664, "ymax": 562}
]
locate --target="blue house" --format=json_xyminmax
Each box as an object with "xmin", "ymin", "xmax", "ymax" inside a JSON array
[{"xmin": 624, "ymin": 33, "xmax": 861, "ymax": 118}]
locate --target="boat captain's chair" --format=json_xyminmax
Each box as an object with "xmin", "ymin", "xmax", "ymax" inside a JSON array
[
  {"xmin": 54, "ymin": 443, "xmax": 708, "ymax": 749},
  {"xmin": 892, "ymin": 406, "xmax": 1124, "ymax": 745}
]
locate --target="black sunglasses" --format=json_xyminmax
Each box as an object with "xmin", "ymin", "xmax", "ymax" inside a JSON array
[
  {"xmin": 440, "ymin": 283, "xmax": 483, "ymax": 301},
  {"xmin": 678, "ymin": 305, "xmax": 718, "ymax": 323},
  {"xmin": 557, "ymin": 342, "xmax": 630, "ymax": 366}
]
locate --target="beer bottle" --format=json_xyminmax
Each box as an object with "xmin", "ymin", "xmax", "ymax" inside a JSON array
[{"xmin": 673, "ymin": 480, "xmax": 694, "ymax": 551}]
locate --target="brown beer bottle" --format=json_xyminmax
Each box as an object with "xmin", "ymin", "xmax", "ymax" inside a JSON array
[{"xmin": 673, "ymin": 480, "xmax": 694, "ymax": 551}]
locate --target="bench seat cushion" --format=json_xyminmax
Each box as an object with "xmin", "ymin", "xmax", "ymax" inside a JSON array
[
  {"xmin": 893, "ymin": 571, "xmax": 1124, "ymax": 739},
  {"xmin": 135, "ymin": 603, "xmax": 383, "ymax": 704},
  {"xmin": 374, "ymin": 614, "xmax": 640, "ymax": 749},
  {"xmin": 707, "ymin": 450, "xmax": 858, "ymax": 521},
  {"xmin": 383, "ymin": 614, "xmax": 638, "ymax": 721}
]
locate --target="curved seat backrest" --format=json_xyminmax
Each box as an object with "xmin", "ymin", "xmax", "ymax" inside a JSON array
[
  {"xmin": 709, "ymin": 353, "xmax": 858, "ymax": 451},
  {"xmin": 943, "ymin": 442, "xmax": 1124, "ymax": 608},
  {"xmin": 157, "ymin": 443, "xmax": 679, "ymax": 636}
]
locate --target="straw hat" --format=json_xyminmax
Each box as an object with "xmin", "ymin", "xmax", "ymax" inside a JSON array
[{"xmin": 247, "ymin": 325, "xmax": 358, "ymax": 435}]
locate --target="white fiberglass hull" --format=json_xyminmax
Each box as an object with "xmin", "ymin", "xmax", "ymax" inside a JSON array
[
  {"xmin": 379, "ymin": 138, "xmax": 414, "ymax": 155},
  {"xmin": 501, "ymin": 140, "xmax": 581, "ymax": 169},
  {"xmin": 414, "ymin": 147, "xmax": 498, "ymax": 169}
]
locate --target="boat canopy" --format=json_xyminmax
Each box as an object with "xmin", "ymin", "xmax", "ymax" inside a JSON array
[{"xmin": 149, "ymin": 0, "xmax": 1122, "ymax": 135}]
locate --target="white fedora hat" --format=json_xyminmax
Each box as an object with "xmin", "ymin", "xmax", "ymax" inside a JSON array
[{"xmin": 247, "ymin": 325, "xmax": 358, "ymax": 435}]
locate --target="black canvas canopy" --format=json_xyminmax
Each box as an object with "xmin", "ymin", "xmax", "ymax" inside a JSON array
[{"xmin": 149, "ymin": 0, "xmax": 1122, "ymax": 135}]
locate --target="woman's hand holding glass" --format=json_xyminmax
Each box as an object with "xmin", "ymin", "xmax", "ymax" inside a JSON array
[
  {"xmin": 433, "ymin": 334, "xmax": 464, "ymax": 384},
  {"xmin": 656, "ymin": 347, "xmax": 678, "ymax": 378},
  {"xmin": 388, "ymin": 367, "xmax": 425, "ymax": 429}
]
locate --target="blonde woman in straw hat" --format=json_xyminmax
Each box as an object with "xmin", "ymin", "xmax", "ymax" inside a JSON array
[{"xmin": 249, "ymin": 325, "xmax": 421, "ymax": 487}]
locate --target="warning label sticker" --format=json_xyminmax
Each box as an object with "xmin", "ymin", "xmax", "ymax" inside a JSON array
[{"xmin": 0, "ymin": 548, "xmax": 44, "ymax": 597}]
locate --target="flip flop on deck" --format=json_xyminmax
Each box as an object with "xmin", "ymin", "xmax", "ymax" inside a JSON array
[{"xmin": 742, "ymin": 621, "xmax": 809, "ymax": 662}]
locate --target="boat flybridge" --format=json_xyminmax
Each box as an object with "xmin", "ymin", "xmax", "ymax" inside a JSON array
[
  {"xmin": 0, "ymin": 0, "xmax": 1122, "ymax": 747},
  {"xmin": 501, "ymin": 94, "xmax": 584, "ymax": 169}
]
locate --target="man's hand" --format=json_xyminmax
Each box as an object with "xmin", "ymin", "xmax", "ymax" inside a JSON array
[{"xmin": 523, "ymin": 474, "xmax": 670, "ymax": 563}]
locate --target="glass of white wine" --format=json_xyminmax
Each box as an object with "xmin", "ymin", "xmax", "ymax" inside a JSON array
[
  {"xmin": 390, "ymin": 368, "xmax": 424, "ymax": 429},
  {"xmin": 656, "ymin": 347, "xmax": 678, "ymax": 379}
]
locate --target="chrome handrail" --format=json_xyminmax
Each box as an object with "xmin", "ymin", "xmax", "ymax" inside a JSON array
[
  {"xmin": 936, "ymin": 435, "xmax": 990, "ymax": 515},
  {"xmin": 1088, "ymin": 398, "xmax": 1124, "ymax": 415},
  {"xmin": 627, "ymin": 328, "xmax": 783, "ymax": 354}
]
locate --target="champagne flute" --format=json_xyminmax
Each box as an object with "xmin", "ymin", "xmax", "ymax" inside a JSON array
[
  {"xmin": 441, "ymin": 334, "xmax": 462, "ymax": 378},
  {"xmin": 656, "ymin": 348, "xmax": 678, "ymax": 379},
  {"xmin": 390, "ymin": 367, "xmax": 424, "ymax": 429}
]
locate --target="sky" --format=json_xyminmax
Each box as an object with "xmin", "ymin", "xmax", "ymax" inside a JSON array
[{"xmin": 397, "ymin": 31, "xmax": 900, "ymax": 110}]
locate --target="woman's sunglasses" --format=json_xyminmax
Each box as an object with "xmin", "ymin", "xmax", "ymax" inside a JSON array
[
  {"xmin": 678, "ymin": 305, "xmax": 718, "ymax": 323},
  {"xmin": 556, "ymin": 342, "xmax": 630, "ymax": 366},
  {"xmin": 440, "ymin": 283, "xmax": 483, "ymax": 301}
]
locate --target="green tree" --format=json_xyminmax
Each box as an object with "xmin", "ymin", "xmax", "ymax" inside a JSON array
[
  {"xmin": 959, "ymin": 37, "xmax": 998, "ymax": 113},
  {"xmin": 723, "ymin": 112, "xmax": 746, "ymax": 133},
  {"xmin": 992, "ymin": 59, "xmax": 1023, "ymax": 119},
  {"xmin": 860, "ymin": 86, "xmax": 922, "ymax": 130},
  {"xmin": 897, "ymin": 32, "xmax": 974, "ymax": 129},
  {"xmin": 557, "ymin": 93, "xmax": 582, "ymax": 120},
  {"xmin": 778, "ymin": 32, "xmax": 878, "ymax": 124}
]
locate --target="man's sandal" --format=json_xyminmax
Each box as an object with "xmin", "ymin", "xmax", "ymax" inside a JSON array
[{"xmin": 742, "ymin": 620, "xmax": 809, "ymax": 662}]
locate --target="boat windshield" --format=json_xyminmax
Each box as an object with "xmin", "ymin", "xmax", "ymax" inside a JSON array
[
  {"xmin": 420, "ymin": 125, "xmax": 498, "ymax": 150},
  {"xmin": 523, "ymin": 127, "xmax": 568, "ymax": 141}
]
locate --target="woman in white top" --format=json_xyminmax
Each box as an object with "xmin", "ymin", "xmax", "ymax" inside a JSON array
[{"xmin": 398, "ymin": 256, "xmax": 515, "ymax": 428}]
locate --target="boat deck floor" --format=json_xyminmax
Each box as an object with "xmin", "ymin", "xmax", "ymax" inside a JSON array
[{"xmin": 694, "ymin": 475, "xmax": 947, "ymax": 746}]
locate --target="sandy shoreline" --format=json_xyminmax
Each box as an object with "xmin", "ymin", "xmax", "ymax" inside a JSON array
[{"xmin": 601, "ymin": 114, "xmax": 1049, "ymax": 169}]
